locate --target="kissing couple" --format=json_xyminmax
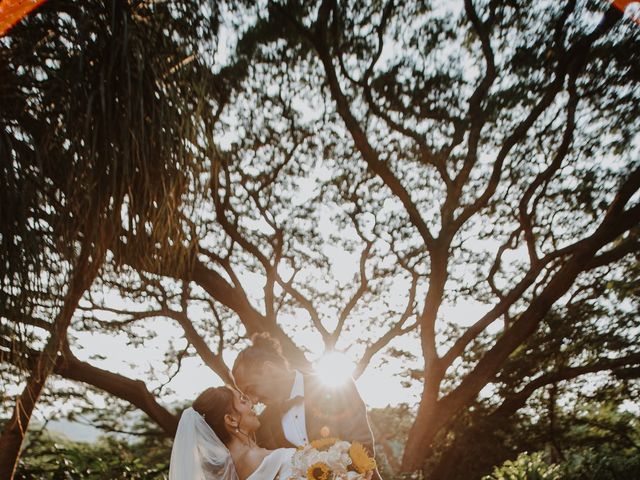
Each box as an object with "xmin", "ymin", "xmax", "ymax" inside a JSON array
[{"xmin": 169, "ymin": 333, "xmax": 381, "ymax": 480}]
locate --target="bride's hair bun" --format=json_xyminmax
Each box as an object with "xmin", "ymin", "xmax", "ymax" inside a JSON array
[{"xmin": 232, "ymin": 332, "xmax": 289, "ymax": 377}]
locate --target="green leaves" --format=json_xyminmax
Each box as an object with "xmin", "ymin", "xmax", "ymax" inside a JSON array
[
  {"xmin": 484, "ymin": 446, "xmax": 640, "ymax": 480},
  {"xmin": 16, "ymin": 432, "xmax": 172, "ymax": 479},
  {"xmin": 483, "ymin": 452, "xmax": 563, "ymax": 480}
]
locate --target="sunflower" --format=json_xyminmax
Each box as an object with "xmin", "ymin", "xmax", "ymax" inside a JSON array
[
  {"xmin": 307, "ymin": 462, "xmax": 331, "ymax": 480},
  {"xmin": 349, "ymin": 442, "xmax": 377, "ymax": 474},
  {"xmin": 310, "ymin": 437, "xmax": 339, "ymax": 451}
]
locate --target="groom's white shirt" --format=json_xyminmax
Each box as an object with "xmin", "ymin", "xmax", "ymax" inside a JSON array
[{"xmin": 282, "ymin": 369, "xmax": 309, "ymax": 446}]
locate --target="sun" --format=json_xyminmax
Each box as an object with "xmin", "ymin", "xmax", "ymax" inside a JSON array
[{"xmin": 314, "ymin": 351, "xmax": 355, "ymax": 387}]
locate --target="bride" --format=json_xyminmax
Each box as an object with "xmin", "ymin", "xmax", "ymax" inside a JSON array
[{"xmin": 169, "ymin": 385, "xmax": 296, "ymax": 480}]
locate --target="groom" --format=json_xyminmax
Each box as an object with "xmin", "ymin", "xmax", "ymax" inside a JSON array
[{"xmin": 233, "ymin": 333, "xmax": 380, "ymax": 477}]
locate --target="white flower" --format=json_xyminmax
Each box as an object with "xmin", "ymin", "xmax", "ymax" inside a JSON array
[
  {"xmin": 325, "ymin": 449, "xmax": 347, "ymax": 472},
  {"xmin": 334, "ymin": 441, "xmax": 350, "ymax": 452},
  {"xmin": 345, "ymin": 472, "xmax": 363, "ymax": 479},
  {"xmin": 290, "ymin": 440, "xmax": 366, "ymax": 479}
]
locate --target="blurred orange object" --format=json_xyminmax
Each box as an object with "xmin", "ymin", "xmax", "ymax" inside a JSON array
[
  {"xmin": 612, "ymin": 0, "xmax": 640, "ymax": 24},
  {"xmin": 612, "ymin": 0, "xmax": 637, "ymax": 8},
  {"xmin": 0, "ymin": 0, "xmax": 47, "ymax": 36}
]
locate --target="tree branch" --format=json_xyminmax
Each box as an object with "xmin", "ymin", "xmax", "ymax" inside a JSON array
[
  {"xmin": 441, "ymin": 189, "xmax": 640, "ymax": 416},
  {"xmin": 491, "ymin": 352, "xmax": 640, "ymax": 420},
  {"xmin": 451, "ymin": 7, "xmax": 622, "ymax": 234},
  {"xmin": 354, "ymin": 272, "xmax": 419, "ymax": 377},
  {"xmin": 331, "ymin": 240, "xmax": 373, "ymax": 347},
  {"xmin": 1, "ymin": 338, "xmax": 179, "ymax": 436},
  {"xmin": 274, "ymin": 2, "xmax": 437, "ymax": 249}
]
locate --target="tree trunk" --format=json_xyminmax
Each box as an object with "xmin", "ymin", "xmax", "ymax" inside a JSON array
[
  {"xmin": 0, "ymin": 245, "xmax": 99, "ymax": 479},
  {"xmin": 547, "ymin": 383, "xmax": 565, "ymax": 462},
  {"xmin": 401, "ymin": 376, "xmax": 446, "ymax": 472},
  {"xmin": 401, "ymin": 249, "xmax": 449, "ymax": 472}
]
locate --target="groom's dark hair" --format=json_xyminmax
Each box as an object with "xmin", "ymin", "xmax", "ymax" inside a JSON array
[{"xmin": 232, "ymin": 332, "xmax": 289, "ymax": 377}]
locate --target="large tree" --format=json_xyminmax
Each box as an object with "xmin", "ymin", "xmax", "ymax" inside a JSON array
[
  {"xmin": 2, "ymin": 0, "xmax": 640, "ymax": 478},
  {"xmin": 74, "ymin": 1, "xmax": 640, "ymax": 475}
]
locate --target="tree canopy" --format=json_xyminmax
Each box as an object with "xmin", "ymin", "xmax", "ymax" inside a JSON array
[{"xmin": 1, "ymin": 0, "xmax": 639, "ymax": 478}]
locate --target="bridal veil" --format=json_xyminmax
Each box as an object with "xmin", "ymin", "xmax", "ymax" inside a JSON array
[{"xmin": 169, "ymin": 407, "xmax": 239, "ymax": 480}]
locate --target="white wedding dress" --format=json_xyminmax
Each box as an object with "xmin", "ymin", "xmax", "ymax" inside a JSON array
[
  {"xmin": 169, "ymin": 408, "xmax": 297, "ymax": 480},
  {"xmin": 247, "ymin": 448, "xmax": 296, "ymax": 480}
]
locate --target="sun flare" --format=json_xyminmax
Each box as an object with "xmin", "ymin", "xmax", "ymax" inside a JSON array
[{"xmin": 314, "ymin": 351, "xmax": 355, "ymax": 387}]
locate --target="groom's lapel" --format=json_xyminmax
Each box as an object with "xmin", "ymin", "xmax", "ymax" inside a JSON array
[
  {"xmin": 303, "ymin": 373, "xmax": 357, "ymax": 442},
  {"xmin": 303, "ymin": 373, "xmax": 328, "ymax": 441},
  {"xmin": 273, "ymin": 411, "xmax": 294, "ymax": 448},
  {"xmin": 269, "ymin": 408, "xmax": 289, "ymax": 448},
  {"xmin": 263, "ymin": 404, "xmax": 296, "ymax": 449}
]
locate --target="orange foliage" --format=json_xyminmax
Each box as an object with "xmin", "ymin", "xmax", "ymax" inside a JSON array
[{"xmin": 0, "ymin": 0, "xmax": 47, "ymax": 36}]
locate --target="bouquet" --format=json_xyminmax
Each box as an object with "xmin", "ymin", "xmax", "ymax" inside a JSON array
[{"xmin": 290, "ymin": 438, "xmax": 377, "ymax": 480}]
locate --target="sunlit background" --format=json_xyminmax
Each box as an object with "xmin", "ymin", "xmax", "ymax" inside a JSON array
[{"xmin": 2, "ymin": 2, "xmax": 639, "ymax": 479}]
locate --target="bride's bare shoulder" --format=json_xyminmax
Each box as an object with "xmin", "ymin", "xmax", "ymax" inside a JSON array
[{"xmin": 235, "ymin": 447, "xmax": 271, "ymax": 480}]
